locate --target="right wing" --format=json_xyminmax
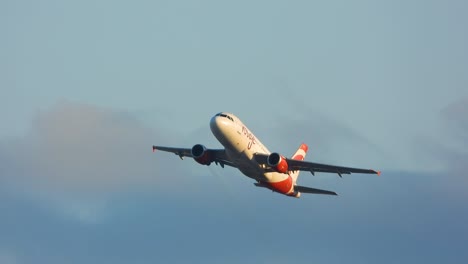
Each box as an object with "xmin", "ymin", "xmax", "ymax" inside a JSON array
[
  {"xmin": 254, "ymin": 153, "xmax": 380, "ymax": 177},
  {"xmin": 152, "ymin": 145, "xmax": 237, "ymax": 168}
]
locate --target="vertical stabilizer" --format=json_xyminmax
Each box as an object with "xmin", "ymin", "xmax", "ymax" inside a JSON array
[{"xmin": 290, "ymin": 143, "xmax": 308, "ymax": 183}]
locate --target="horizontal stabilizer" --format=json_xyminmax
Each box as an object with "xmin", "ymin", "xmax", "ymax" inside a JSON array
[{"xmin": 294, "ymin": 185, "xmax": 337, "ymax": 196}]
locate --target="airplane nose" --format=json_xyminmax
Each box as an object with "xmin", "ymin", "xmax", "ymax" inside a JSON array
[
  {"xmin": 210, "ymin": 114, "xmax": 230, "ymax": 136},
  {"xmin": 210, "ymin": 113, "xmax": 236, "ymax": 147},
  {"xmin": 210, "ymin": 115, "xmax": 221, "ymax": 133}
]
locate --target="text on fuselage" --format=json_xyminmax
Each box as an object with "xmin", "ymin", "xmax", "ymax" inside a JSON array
[{"xmin": 242, "ymin": 126, "xmax": 256, "ymax": 150}]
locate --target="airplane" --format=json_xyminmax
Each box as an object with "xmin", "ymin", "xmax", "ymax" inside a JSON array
[{"xmin": 152, "ymin": 112, "xmax": 380, "ymax": 197}]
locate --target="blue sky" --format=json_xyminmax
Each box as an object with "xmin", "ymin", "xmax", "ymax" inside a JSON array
[{"xmin": 1, "ymin": 0, "xmax": 467, "ymax": 263}]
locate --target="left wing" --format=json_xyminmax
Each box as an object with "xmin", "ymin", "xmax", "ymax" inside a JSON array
[
  {"xmin": 294, "ymin": 185, "xmax": 338, "ymax": 196},
  {"xmin": 152, "ymin": 145, "xmax": 237, "ymax": 168},
  {"xmin": 254, "ymin": 153, "xmax": 380, "ymax": 177}
]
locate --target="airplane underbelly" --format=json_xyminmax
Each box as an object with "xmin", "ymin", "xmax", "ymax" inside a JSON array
[
  {"xmin": 225, "ymin": 148, "xmax": 265, "ymax": 180},
  {"xmin": 217, "ymin": 124, "xmax": 271, "ymax": 181},
  {"xmin": 263, "ymin": 171, "xmax": 289, "ymax": 183}
]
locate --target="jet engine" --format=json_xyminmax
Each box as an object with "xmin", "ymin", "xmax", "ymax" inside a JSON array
[
  {"xmin": 191, "ymin": 144, "xmax": 212, "ymax": 165},
  {"xmin": 267, "ymin": 152, "xmax": 289, "ymax": 173}
]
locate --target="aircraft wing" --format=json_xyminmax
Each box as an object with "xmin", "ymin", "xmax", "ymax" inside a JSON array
[
  {"xmin": 253, "ymin": 153, "xmax": 380, "ymax": 177},
  {"xmin": 294, "ymin": 185, "xmax": 337, "ymax": 196},
  {"xmin": 152, "ymin": 146, "xmax": 237, "ymax": 168}
]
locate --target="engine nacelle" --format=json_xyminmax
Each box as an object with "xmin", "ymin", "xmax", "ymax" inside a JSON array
[
  {"xmin": 191, "ymin": 144, "xmax": 212, "ymax": 165},
  {"xmin": 267, "ymin": 152, "xmax": 289, "ymax": 173}
]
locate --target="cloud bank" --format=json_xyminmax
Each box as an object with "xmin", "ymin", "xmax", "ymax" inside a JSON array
[
  {"xmin": 0, "ymin": 101, "xmax": 185, "ymax": 220},
  {"xmin": 438, "ymin": 97, "xmax": 468, "ymax": 192},
  {"xmin": 0, "ymin": 101, "xmax": 467, "ymax": 264}
]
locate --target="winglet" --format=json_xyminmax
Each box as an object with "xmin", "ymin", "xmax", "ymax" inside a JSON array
[
  {"xmin": 374, "ymin": 170, "xmax": 381, "ymax": 176},
  {"xmin": 152, "ymin": 146, "xmax": 157, "ymax": 152}
]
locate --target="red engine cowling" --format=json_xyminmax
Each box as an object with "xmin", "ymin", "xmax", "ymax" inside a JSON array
[
  {"xmin": 191, "ymin": 144, "xmax": 212, "ymax": 165},
  {"xmin": 267, "ymin": 152, "xmax": 289, "ymax": 173}
]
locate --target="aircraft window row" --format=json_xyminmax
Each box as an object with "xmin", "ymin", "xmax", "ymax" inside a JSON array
[{"xmin": 216, "ymin": 113, "xmax": 234, "ymax": 122}]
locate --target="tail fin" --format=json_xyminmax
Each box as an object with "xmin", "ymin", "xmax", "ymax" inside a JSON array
[{"xmin": 290, "ymin": 143, "xmax": 308, "ymax": 183}]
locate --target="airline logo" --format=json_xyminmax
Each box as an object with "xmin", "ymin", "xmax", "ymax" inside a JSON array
[{"xmin": 242, "ymin": 126, "xmax": 256, "ymax": 150}]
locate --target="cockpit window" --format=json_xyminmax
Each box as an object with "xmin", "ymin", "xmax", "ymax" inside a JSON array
[{"xmin": 215, "ymin": 113, "xmax": 234, "ymax": 122}]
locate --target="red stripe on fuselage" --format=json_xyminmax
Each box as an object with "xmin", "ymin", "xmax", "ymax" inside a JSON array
[{"xmin": 267, "ymin": 176, "xmax": 293, "ymax": 194}]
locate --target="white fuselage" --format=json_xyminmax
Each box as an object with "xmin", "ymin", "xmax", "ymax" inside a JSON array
[{"xmin": 210, "ymin": 113, "xmax": 291, "ymax": 187}]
